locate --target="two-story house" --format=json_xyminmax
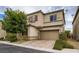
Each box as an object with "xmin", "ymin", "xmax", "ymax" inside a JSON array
[
  {"xmin": 72, "ymin": 7, "xmax": 79, "ymax": 40},
  {"xmin": 27, "ymin": 9, "xmax": 65, "ymax": 40}
]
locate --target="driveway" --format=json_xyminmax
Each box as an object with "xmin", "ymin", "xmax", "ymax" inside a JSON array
[
  {"xmin": 0, "ymin": 43, "xmax": 50, "ymax": 53},
  {"xmin": 15, "ymin": 40, "xmax": 56, "ymax": 49}
]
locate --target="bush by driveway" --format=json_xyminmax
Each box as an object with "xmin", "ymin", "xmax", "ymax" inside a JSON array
[{"xmin": 53, "ymin": 39, "xmax": 74, "ymax": 50}]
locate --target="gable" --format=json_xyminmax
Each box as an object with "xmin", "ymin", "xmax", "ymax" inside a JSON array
[{"xmin": 44, "ymin": 11, "xmax": 64, "ymax": 23}]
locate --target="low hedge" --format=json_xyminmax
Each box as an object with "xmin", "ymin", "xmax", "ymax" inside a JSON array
[
  {"xmin": 5, "ymin": 33, "xmax": 17, "ymax": 42},
  {"xmin": 53, "ymin": 39, "xmax": 74, "ymax": 50},
  {"xmin": 53, "ymin": 39, "xmax": 63, "ymax": 50}
]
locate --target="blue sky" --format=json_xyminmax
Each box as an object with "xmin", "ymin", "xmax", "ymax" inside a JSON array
[{"xmin": 0, "ymin": 6, "xmax": 77, "ymax": 31}]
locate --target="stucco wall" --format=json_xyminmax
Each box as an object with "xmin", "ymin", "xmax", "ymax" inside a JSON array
[
  {"xmin": 0, "ymin": 22, "xmax": 6, "ymax": 39},
  {"xmin": 28, "ymin": 26, "xmax": 39, "ymax": 40},
  {"xmin": 27, "ymin": 11, "xmax": 64, "ymax": 27},
  {"xmin": 73, "ymin": 12, "xmax": 79, "ymax": 40},
  {"xmin": 0, "ymin": 22, "xmax": 2, "ymax": 29},
  {"xmin": 0, "ymin": 30, "xmax": 6, "ymax": 38},
  {"xmin": 43, "ymin": 21, "xmax": 64, "ymax": 27},
  {"xmin": 73, "ymin": 13, "xmax": 79, "ymax": 27},
  {"xmin": 40, "ymin": 25, "xmax": 64, "ymax": 33},
  {"xmin": 27, "ymin": 12, "xmax": 44, "ymax": 26},
  {"xmin": 44, "ymin": 12, "xmax": 64, "ymax": 23}
]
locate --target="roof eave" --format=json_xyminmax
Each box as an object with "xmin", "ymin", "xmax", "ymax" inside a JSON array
[{"xmin": 27, "ymin": 10, "xmax": 44, "ymax": 16}]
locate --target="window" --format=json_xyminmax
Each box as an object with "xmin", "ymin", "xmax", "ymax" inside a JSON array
[
  {"xmin": 29, "ymin": 15, "xmax": 38, "ymax": 23},
  {"xmin": 29, "ymin": 16, "xmax": 33, "ymax": 22},
  {"xmin": 50, "ymin": 15, "xmax": 57, "ymax": 22}
]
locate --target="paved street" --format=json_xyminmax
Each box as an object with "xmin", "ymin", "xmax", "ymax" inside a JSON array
[{"xmin": 0, "ymin": 43, "xmax": 50, "ymax": 53}]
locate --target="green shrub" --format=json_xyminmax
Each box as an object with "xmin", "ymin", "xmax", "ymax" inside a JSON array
[
  {"xmin": 53, "ymin": 39, "xmax": 74, "ymax": 50},
  {"xmin": 65, "ymin": 31, "xmax": 70, "ymax": 38},
  {"xmin": 53, "ymin": 39, "xmax": 64, "ymax": 50},
  {"xmin": 59, "ymin": 32, "xmax": 67, "ymax": 40},
  {"xmin": 54, "ymin": 31, "xmax": 74, "ymax": 50},
  {"xmin": 6, "ymin": 33, "xmax": 17, "ymax": 42}
]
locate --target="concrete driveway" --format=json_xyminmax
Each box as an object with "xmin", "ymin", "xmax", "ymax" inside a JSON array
[{"xmin": 16, "ymin": 40, "xmax": 56, "ymax": 49}]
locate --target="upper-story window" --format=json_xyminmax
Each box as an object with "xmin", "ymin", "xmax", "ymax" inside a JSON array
[
  {"xmin": 35, "ymin": 15, "xmax": 38, "ymax": 21},
  {"xmin": 50, "ymin": 15, "xmax": 57, "ymax": 22},
  {"xmin": 29, "ymin": 16, "xmax": 33, "ymax": 22},
  {"xmin": 29, "ymin": 15, "xmax": 38, "ymax": 23}
]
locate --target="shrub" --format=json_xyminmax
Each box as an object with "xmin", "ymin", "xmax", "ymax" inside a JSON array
[
  {"xmin": 6, "ymin": 33, "xmax": 17, "ymax": 42},
  {"xmin": 0, "ymin": 38, "xmax": 4, "ymax": 41},
  {"xmin": 65, "ymin": 31, "xmax": 70, "ymax": 38},
  {"xmin": 59, "ymin": 32, "xmax": 67, "ymax": 40},
  {"xmin": 53, "ymin": 39, "xmax": 74, "ymax": 50},
  {"xmin": 54, "ymin": 31, "xmax": 74, "ymax": 50},
  {"xmin": 53, "ymin": 39, "xmax": 64, "ymax": 50}
]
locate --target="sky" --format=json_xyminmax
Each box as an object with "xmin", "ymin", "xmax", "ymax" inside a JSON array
[{"xmin": 0, "ymin": 6, "xmax": 77, "ymax": 31}]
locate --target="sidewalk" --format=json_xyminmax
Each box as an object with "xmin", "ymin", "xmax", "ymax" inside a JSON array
[{"xmin": 0, "ymin": 41, "xmax": 79, "ymax": 53}]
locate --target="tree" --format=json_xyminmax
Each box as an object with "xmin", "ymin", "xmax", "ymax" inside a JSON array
[{"xmin": 3, "ymin": 8, "xmax": 27, "ymax": 34}]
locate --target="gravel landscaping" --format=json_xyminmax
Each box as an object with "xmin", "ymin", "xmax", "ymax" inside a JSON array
[{"xmin": 67, "ymin": 39, "xmax": 79, "ymax": 49}]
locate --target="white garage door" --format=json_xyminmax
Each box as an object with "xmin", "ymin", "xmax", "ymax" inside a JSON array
[{"xmin": 40, "ymin": 30, "xmax": 59, "ymax": 40}]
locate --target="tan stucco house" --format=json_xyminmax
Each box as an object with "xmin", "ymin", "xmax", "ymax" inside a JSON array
[
  {"xmin": 72, "ymin": 7, "xmax": 79, "ymax": 40},
  {"xmin": 27, "ymin": 9, "xmax": 65, "ymax": 40}
]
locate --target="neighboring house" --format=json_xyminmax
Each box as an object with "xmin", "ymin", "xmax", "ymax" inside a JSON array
[
  {"xmin": 0, "ymin": 21, "xmax": 6, "ymax": 39},
  {"xmin": 72, "ymin": 7, "xmax": 79, "ymax": 40},
  {"xmin": 27, "ymin": 9, "xmax": 65, "ymax": 40}
]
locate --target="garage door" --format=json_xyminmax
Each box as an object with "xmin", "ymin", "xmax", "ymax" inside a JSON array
[{"xmin": 40, "ymin": 30, "xmax": 59, "ymax": 40}]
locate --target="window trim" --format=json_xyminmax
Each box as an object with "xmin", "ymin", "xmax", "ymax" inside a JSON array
[
  {"xmin": 29, "ymin": 15, "xmax": 38, "ymax": 23},
  {"xmin": 50, "ymin": 14, "xmax": 57, "ymax": 22},
  {"xmin": 43, "ymin": 20, "xmax": 62, "ymax": 23}
]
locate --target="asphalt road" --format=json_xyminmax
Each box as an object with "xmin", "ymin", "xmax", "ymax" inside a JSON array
[{"xmin": 0, "ymin": 43, "xmax": 50, "ymax": 53}]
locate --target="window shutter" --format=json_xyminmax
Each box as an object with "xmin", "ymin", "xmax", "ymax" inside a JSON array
[
  {"xmin": 53, "ymin": 15, "xmax": 56, "ymax": 21},
  {"xmin": 29, "ymin": 15, "xmax": 38, "ymax": 23},
  {"xmin": 29, "ymin": 16, "xmax": 33, "ymax": 22},
  {"xmin": 35, "ymin": 15, "xmax": 38, "ymax": 21}
]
